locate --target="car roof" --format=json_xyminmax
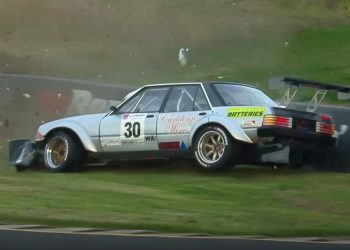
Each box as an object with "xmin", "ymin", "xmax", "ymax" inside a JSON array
[
  {"xmin": 203, "ymin": 81, "xmax": 259, "ymax": 89},
  {"xmin": 119, "ymin": 81, "xmax": 262, "ymax": 108},
  {"xmin": 143, "ymin": 82, "xmax": 202, "ymax": 88},
  {"xmin": 142, "ymin": 81, "xmax": 259, "ymax": 89}
]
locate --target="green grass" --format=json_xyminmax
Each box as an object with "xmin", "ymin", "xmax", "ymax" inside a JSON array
[
  {"xmin": 0, "ymin": 161, "xmax": 349, "ymax": 237},
  {"xmin": 222, "ymin": 25, "xmax": 350, "ymax": 103},
  {"xmin": 1, "ymin": 1, "xmax": 350, "ymax": 93},
  {"xmin": 1, "ymin": 1, "xmax": 349, "ymax": 104}
]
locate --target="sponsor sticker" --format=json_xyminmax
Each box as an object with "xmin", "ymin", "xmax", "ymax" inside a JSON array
[
  {"xmin": 158, "ymin": 141, "xmax": 188, "ymax": 150},
  {"xmin": 227, "ymin": 107, "xmax": 265, "ymax": 118},
  {"xmin": 180, "ymin": 141, "xmax": 187, "ymax": 150},
  {"xmin": 101, "ymin": 137, "xmax": 121, "ymax": 147},
  {"xmin": 120, "ymin": 113, "xmax": 146, "ymax": 144},
  {"xmin": 159, "ymin": 141, "xmax": 180, "ymax": 150},
  {"xmin": 145, "ymin": 135, "xmax": 156, "ymax": 142},
  {"xmin": 241, "ymin": 120, "xmax": 257, "ymax": 128},
  {"xmin": 159, "ymin": 114, "xmax": 197, "ymax": 134}
]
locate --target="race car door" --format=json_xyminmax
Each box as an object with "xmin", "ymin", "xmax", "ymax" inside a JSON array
[
  {"xmin": 99, "ymin": 87, "xmax": 169, "ymax": 152},
  {"xmin": 157, "ymin": 85, "xmax": 212, "ymax": 150}
]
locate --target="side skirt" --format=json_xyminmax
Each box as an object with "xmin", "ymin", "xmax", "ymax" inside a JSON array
[{"xmin": 89, "ymin": 149, "xmax": 193, "ymax": 162}]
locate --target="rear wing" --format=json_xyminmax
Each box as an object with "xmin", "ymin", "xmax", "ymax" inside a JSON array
[{"xmin": 269, "ymin": 77, "xmax": 350, "ymax": 112}]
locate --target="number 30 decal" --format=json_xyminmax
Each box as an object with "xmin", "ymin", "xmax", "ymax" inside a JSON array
[{"xmin": 124, "ymin": 122, "xmax": 141, "ymax": 138}]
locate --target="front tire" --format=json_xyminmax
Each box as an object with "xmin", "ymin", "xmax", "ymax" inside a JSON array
[
  {"xmin": 44, "ymin": 131, "xmax": 85, "ymax": 172},
  {"xmin": 193, "ymin": 126, "xmax": 238, "ymax": 171}
]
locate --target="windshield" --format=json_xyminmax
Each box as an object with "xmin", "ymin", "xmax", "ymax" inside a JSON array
[{"xmin": 213, "ymin": 84, "xmax": 277, "ymax": 107}]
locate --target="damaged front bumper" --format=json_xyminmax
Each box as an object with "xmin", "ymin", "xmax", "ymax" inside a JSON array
[{"xmin": 8, "ymin": 139, "xmax": 42, "ymax": 169}]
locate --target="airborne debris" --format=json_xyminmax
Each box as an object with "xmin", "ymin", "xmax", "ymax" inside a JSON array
[
  {"xmin": 285, "ymin": 41, "xmax": 289, "ymax": 46},
  {"xmin": 217, "ymin": 76, "xmax": 224, "ymax": 79},
  {"xmin": 336, "ymin": 124, "xmax": 348, "ymax": 138},
  {"xmin": 23, "ymin": 93, "xmax": 31, "ymax": 98},
  {"xmin": 5, "ymin": 87, "xmax": 10, "ymax": 91},
  {"xmin": 178, "ymin": 48, "xmax": 190, "ymax": 66}
]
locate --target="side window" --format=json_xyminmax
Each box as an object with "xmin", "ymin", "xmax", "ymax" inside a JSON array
[
  {"xmin": 134, "ymin": 87, "xmax": 169, "ymax": 112},
  {"xmin": 163, "ymin": 87, "xmax": 183, "ymax": 112},
  {"xmin": 118, "ymin": 92, "xmax": 142, "ymax": 113},
  {"xmin": 164, "ymin": 86, "xmax": 196, "ymax": 112},
  {"xmin": 203, "ymin": 84, "xmax": 223, "ymax": 107},
  {"xmin": 193, "ymin": 87, "xmax": 210, "ymax": 111},
  {"xmin": 164, "ymin": 85, "xmax": 210, "ymax": 112}
]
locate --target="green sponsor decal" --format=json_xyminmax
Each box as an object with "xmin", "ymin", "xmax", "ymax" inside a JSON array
[{"xmin": 227, "ymin": 107, "xmax": 265, "ymax": 118}]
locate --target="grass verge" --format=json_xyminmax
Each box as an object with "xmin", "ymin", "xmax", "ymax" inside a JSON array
[{"xmin": 0, "ymin": 160, "xmax": 349, "ymax": 237}]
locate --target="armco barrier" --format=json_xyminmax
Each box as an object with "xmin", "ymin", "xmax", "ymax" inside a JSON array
[{"xmin": 0, "ymin": 73, "xmax": 135, "ymax": 145}]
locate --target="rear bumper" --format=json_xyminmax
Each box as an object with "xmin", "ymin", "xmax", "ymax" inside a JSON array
[{"xmin": 257, "ymin": 127, "xmax": 336, "ymax": 148}]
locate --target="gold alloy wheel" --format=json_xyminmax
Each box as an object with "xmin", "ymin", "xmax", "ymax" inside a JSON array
[
  {"xmin": 198, "ymin": 130, "xmax": 225, "ymax": 164},
  {"xmin": 45, "ymin": 136, "xmax": 68, "ymax": 169}
]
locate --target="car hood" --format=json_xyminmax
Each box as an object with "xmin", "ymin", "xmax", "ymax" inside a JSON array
[
  {"xmin": 38, "ymin": 113, "xmax": 108, "ymax": 137},
  {"xmin": 62, "ymin": 113, "xmax": 107, "ymax": 123}
]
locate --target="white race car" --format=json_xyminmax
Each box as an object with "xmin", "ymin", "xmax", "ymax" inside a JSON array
[{"xmin": 9, "ymin": 81, "xmax": 336, "ymax": 172}]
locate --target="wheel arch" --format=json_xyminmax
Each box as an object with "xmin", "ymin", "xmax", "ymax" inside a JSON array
[
  {"xmin": 40, "ymin": 123, "xmax": 97, "ymax": 153},
  {"xmin": 189, "ymin": 116, "xmax": 252, "ymax": 147},
  {"xmin": 46, "ymin": 127, "xmax": 79, "ymax": 141}
]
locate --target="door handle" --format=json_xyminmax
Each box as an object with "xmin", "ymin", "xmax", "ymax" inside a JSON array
[
  {"xmin": 199, "ymin": 112, "xmax": 206, "ymax": 116},
  {"xmin": 146, "ymin": 114, "xmax": 154, "ymax": 118}
]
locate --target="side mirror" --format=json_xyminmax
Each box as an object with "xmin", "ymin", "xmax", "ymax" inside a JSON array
[{"xmin": 110, "ymin": 106, "xmax": 118, "ymax": 112}]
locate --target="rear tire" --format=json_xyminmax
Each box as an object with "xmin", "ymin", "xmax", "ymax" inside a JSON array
[
  {"xmin": 193, "ymin": 126, "xmax": 238, "ymax": 171},
  {"xmin": 44, "ymin": 131, "xmax": 85, "ymax": 172},
  {"xmin": 289, "ymin": 148, "xmax": 304, "ymax": 169},
  {"xmin": 315, "ymin": 147, "xmax": 336, "ymax": 170}
]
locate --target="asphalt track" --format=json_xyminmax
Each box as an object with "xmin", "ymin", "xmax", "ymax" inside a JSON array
[{"xmin": 0, "ymin": 229, "xmax": 349, "ymax": 250}]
